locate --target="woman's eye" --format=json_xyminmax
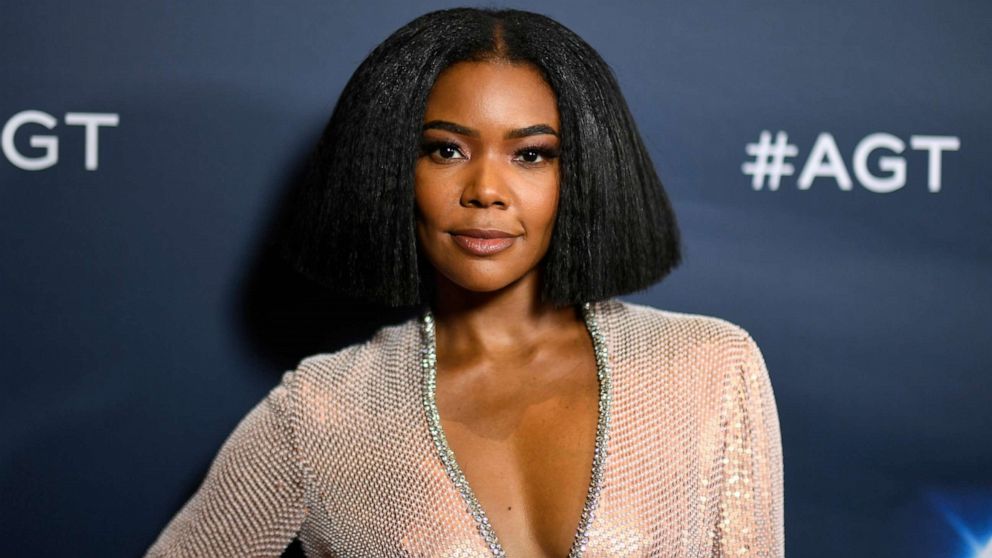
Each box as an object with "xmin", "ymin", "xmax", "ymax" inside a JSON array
[
  {"xmin": 517, "ymin": 149, "xmax": 544, "ymax": 163},
  {"xmin": 514, "ymin": 147, "xmax": 559, "ymax": 165},
  {"xmin": 436, "ymin": 145, "xmax": 462, "ymax": 159},
  {"xmin": 422, "ymin": 141, "xmax": 465, "ymax": 161}
]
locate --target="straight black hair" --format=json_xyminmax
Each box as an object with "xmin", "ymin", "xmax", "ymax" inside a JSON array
[{"xmin": 278, "ymin": 7, "xmax": 682, "ymax": 308}]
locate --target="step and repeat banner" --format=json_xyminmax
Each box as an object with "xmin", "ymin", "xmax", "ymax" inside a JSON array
[{"xmin": 1, "ymin": 2, "xmax": 988, "ymax": 557}]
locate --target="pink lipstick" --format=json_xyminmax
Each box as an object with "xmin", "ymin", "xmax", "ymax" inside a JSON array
[{"xmin": 450, "ymin": 229, "xmax": 519, "ymax": 256}]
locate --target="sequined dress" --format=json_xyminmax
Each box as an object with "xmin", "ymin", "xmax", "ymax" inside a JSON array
[{"xmin": 145, "ymin": 299, "xmax": 784, "ymax": 557}]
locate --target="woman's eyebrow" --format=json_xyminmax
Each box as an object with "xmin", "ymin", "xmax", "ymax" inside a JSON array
[
  {"xmin": 422, "ymin": 120, "xmax": 559, "ymax": 139},
  {"xmin": 506, "ymin": 124, "xmax": 559, "ymax": 139}
]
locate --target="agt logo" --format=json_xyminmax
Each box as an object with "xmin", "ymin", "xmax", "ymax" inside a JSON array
[
  {"xmin": 2, "ymin": 110, "xmax": 119, "ymax": 171},
  {"xmin": 742, "ymin": 130, "xmax": 960, "ymax": 193}
]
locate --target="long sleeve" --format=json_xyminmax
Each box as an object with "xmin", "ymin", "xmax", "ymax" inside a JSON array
[
  {"xmin": 145, "ymin": 371, "xmax": 309, "ymax": 558},
  {"xmin": 712, "ymin": 333, "xmax": 785, "ymax": 557}
]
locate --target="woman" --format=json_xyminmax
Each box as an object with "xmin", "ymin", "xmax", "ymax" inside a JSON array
[{"xmin": 147, "ymin": 7, "xmax": 783, "ymax": 558}]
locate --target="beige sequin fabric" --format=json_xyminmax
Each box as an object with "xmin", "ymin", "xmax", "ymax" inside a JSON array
[{"xmin": 145, "ymin": 299, "xmax": 784, "ymax": 557}]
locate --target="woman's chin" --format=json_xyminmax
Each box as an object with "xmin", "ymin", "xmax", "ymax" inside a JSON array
[
  {"xmin": 435, "ymin": 270, "xmax": 533, "ymax": 297},
  {"xmin": 446, "ymin": 278, "xmax": 518, "ymax": 295}
]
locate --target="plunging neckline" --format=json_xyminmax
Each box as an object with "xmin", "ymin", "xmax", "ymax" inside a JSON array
[{"xmin": 419, "ymin": 301, "xmax": 613, "ymax": 558}]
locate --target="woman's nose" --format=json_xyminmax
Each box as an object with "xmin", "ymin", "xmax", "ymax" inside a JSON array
[{"xmin": 460, "ymin": 152, "xmax": 509, "ymax": 209}]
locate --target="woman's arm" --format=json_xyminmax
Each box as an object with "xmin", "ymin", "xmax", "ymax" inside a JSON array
[
  {"xmin": 713, "ymin": 333, "xmax": 785, "ymax": 557},
  {"xmin": 145, "ymin": 371, "xmax": 308, "ymax": 558}
]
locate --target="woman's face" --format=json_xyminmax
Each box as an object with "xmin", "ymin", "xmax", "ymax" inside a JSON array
[{"xmin": 414, "ymin": 60, "xmax": 561, "ymax": 296}]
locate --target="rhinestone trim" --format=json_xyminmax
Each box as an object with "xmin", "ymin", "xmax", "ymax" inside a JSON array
[{"xmin": 420, "ymin": 301, "xmax": 613, "ymax": 558}]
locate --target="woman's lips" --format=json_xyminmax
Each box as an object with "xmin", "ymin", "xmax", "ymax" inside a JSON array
[{"xmin": 450, "ymin": 233, "xmax": 518, "ymax": 256}]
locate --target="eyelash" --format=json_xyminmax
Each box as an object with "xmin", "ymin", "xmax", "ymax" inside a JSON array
[{"xmin": 419, "ymin": 140, "xmax": 560, "ymax": 166}]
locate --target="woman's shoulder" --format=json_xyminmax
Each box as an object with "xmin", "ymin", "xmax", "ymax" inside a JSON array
[
  {"xmin": 280, "ymin": 315, "xmax": 421, "ymax": 395},
  {"xmin": 600, "ymin": 299, "xmax": 775, "ymax": 412},
  {"xmin": 601, "ymin": 299, "xmax": 764, "ymax": 377},
  {"xmin": 602, "ymin": 299, "xmax": 757, "ymax": 342}
]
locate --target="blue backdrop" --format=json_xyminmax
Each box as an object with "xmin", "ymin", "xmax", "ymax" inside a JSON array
[{"xmin": 1, "ymin": 1, "xmax": 989, "ymax": 556}]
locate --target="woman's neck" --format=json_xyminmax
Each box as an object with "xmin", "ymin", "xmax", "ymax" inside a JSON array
[{"xmin": 429, "ymin": 268, "xmax": 583, "ymax": 359}]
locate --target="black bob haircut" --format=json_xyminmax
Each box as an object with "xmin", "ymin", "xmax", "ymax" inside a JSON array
[{"xmin": 278, "ymin": 7, "xmax": 682, "ymax": 308}]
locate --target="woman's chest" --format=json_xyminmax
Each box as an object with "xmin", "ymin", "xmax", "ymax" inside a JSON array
[
  {"xmin": 294, "ymin": 356, "xmax": 725, "ymax": 556},
  {"xmin": 435, "ymin": 365, "xmax": 602, "ymax": 557}
]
